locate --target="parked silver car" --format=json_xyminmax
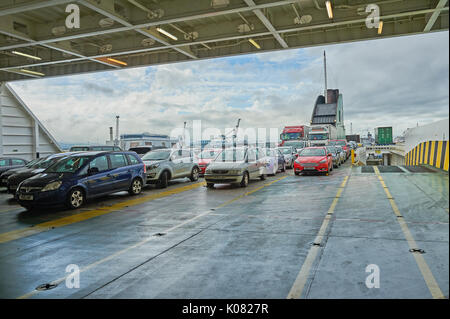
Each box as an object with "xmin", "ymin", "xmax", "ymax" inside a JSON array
[
  {"xmin": 335, "ymin": 146, "xmax": 346, "ymax": 164},
  {"xmin": 142, "ymin": 149, "xmax": 200, "ymax": 188},
  {"xmin": 277, "ymin": 146, "xmax": 296, "ymax": 168},
  {"xmin": 326, "ymin": 146, "xmax": 341, "ymax": 168},
  {"xmin": 204, "ymin": 147, "xmax": 266, "ymax": 188}
]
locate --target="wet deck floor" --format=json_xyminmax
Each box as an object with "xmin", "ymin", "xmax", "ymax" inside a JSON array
[{"xmin": 0, "ymin": 162, "xmax": 448, "ymax": 299}]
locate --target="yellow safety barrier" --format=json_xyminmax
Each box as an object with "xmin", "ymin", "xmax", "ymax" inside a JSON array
[{"xmin": 406, "ymin": 140, "xmax": 449, "ymax": 171}]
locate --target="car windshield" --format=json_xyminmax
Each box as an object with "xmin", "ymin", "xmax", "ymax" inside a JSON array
[
  {"xmin": 310, "ymin": 134, "xmax": 328, "ymax": 140},
  {"xmin": 329, "ymin": 140, "xmax": 346, "ymax": 146},
  {"xmin": 284, "ymin": 141, "xmax": 305, "ymax": 148},
  {"xmin": 36, "ymin": 156, "xmax": 65, "ymax": 169},
  {"xmin": 129, "ymin": 147, "xmax": 151, "ymax": 154},
  {"xmin": 215, "ymin": 149, "xmax": 246, "ymax": 162},
  {"xmin": 299, "ymin": 148, "xmax": 326, "ymax": 156},
  {"xmin": 198, "ymin": 150, "xmax": 219, "ymax": 159},
  {"xmin": 70, "ymin": 146, "xmax": 90, "ymax": 151},
  {"xmin": 26, "ymin": 158, "xmax": 42, "ymax": 168},
  {"xmin": 281, "ymin": 132, "xmax": 300, "ymax": 140},
  {"xmin": 142, "ymin": 150, "xmax": 171, "ymax": 161},
  {"xmin": 45, "ymin": 156, "xmax": 91, "ymax": 173},
  {"xmin": 279, "ymin": 148, "xmax": 292, "ymax": 155},
  {"xmin": 326, "ymin": 147, "xmax": 337, "ymax": 153}
]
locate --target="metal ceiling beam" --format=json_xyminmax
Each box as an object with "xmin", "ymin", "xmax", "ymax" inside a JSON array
[
  {"xmin": 243, "ymin": 0, "xmax": 288, "ymax": 48},
  {"xmin": 77, "ymin": 0, "xmax": 197, "ymax": 59},
  {"xmin": 1, "ymin": 6, "xmax": 448, "ymax": 72},
  {"xmin": 424, "ymin": 0, "xmax": 448, "ymax": 32},
  {"xmin": 0, "ymin": 0, "xmax": 74, "ymax": 17},
  {"xmin": 0, "ymin": 28, "xmax": 119, "ymax": 69},
  {"xmin": 0, "ymin": 0, "xmax": 299, "ymax": 52}
]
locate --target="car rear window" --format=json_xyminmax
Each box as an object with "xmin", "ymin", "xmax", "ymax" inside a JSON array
[
  {"xmin": 127, "ymin": 154, "xmax": 141, "ymax": 165},
  {"xmin": 109, "ymin": 153, "xmax": 128, "ymax": 169},
  {"xmin": 129, "ymin": 147, "xmax": 151, "ymax": 154},
  {"xmin": 0, "ymin": 159, "xmax": 9, "ymax": 167}
]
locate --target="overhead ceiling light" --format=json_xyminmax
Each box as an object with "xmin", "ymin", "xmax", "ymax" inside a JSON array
[
  {"xmin": 249, "ymin": 38, "xmax": 261, "ymax": 49},
  {"xmin": 12, "ymin": 50, "xmax": 41, "ymax": 60},
  {"xmin": 325, "ymin": 1, "xmax": 333, "ymax": 19},
  {"xmin": 211, "ymin": 0, "xmax": 230, "ymax": 9},
  {"xmin": 107, "ymin": 58, "xmax": 127, "ymax": 66},
  {"xmin": 156, "ymin": 27, "xmax": 177, "ymax": 40},
  {"xmin": 20, "ymin": 69, "xmax": 45, "ymax": 77},
  {"xmin": 378, "ymin": 21, "xmax": 383, "ymax": 34}
]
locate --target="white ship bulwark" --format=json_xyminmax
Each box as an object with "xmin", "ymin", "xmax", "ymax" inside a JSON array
[{"xmin": 0, "ymin": 83, "xmax": 62, "ymax": 160}]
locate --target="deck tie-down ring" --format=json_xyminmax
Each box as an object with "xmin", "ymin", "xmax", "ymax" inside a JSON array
[
  {"xmin": 409, "ymin": 248, "xmax": 425, "ymax": 254},
  {"xmin": 36, "ymin": 283, "xmax": 58, "ymax": 291}
]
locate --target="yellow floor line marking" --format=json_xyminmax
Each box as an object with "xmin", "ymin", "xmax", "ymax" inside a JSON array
[
  {"xmin": 287, "ymin": 175, "xmax": 349, "ymax": 299},
  {"xmin": 373, "ymin": 166, "xmax": 445, "ymax": 299},
  {"xmin": 0, "ymin": 182, "xmax": 206, "ymax": 245},
  {"xmin": 17, "ymin": 175, "xmax": 288, "ymax": 299}
]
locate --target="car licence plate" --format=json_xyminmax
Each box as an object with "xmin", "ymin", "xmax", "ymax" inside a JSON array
[
  {"xmin": 304, "ymin": 167, "xmax": 316, "ymax": 170},
  {"xmin": 19, "ymin": 194, "xmax": 33, "ymax": 201}
]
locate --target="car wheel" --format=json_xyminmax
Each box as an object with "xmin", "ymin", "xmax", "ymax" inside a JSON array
[
  {"xmin": 260, "ymin": 173, "xmax": 266, "ymax": 181},
  {"xmin": 128, "ymin": 178, "xmax": 143, "ymax": 195},
  {"xmin": 206, "ymin": 183, "xmax": 214, "ymax": 189},
  {"xmin": 295, "ymin": 171, "xmax": 300, "ymax": 176},
  {"xmin": 157, "ymin": 171, "xmax": 169, "ymax": 189},
  {"xmin": 240, "ymin": 172, "xmax": 249, "ymax": 187},
  {"xmin": 281, "ymin": 163, "xmax": 286, "ymax": 172},
  {"xmin": 189, "ymin": 167, "xmax": 199, "ymax": 182},
  {"xmin": 22, "ymin": 204, "xmax": 35, "ymax": 212},
  {"xmin": 66, "ymin": 188, "xmax": 85, "ymax": 209}
]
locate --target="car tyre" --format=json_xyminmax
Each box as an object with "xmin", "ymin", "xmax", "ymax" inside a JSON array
[
  {"xmin": 260, "ymin": 173, "xmax": 267, "ymax": 181},
  {"xmin": 189, "ymin": 167, "xmax": 199, "ymax": 182},
  {"xmin": 295, "ymin": 171, "xmax": 300, "ymax": 176},
  {"xmin": 22, "ymin": 204, "xmax": 35, "ymax": 212},
  {"xmin": 66, "ymin": 188, "xmax": 85, "ymax": 209},
  {"xmin": 206, "ymin": 183, "xmax": 214, "ymax": 189},
  {"xmin": 128, "ymin": 178, "xmax": 143, "ymax": 195},
  {"xmin": 240, "ymin": 172, "xmax": 249, "ymax": 187},
  {"xmin": 157, "ymin": 171, "xmax": 169, "ymax": 189}
]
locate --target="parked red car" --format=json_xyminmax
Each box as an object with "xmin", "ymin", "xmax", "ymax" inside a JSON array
[
  {"xmin": 294, "ymin": 147, "xmax": 333, "ymax": 175},
  {"xmin": 195, "ymin": 149, "xmax": 222, "ymax": 175},
  {"xmin": 329, "ymin": 139, "xmax": 349, "ymax": 159}
]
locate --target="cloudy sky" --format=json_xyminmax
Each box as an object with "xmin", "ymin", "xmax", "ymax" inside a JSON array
[{"xmin": 9, "ymin": 31, "xmax": 449, "ymax": 145}]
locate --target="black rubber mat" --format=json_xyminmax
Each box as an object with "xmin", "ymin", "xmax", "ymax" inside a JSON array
[
  {"xmin": 402, "ymin": 166, "xmax": 437, "ymax": 173},
  {"xmin": 378, "ymin": 166, "xmax": 404, "ymax": 173},
  {"xmin": 361, "ymin": 166, "xmax": 375, "ymax": 173}
]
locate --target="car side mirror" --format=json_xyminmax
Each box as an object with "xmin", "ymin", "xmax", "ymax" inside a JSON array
[{"xmin": 88, "ymin": 167, "xmax": 99, "ymax": 175}]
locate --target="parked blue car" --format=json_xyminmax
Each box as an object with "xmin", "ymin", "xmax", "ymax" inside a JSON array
[{"xmin": 16, "ymin": 151, "xmax": 146, "ymax": 210}]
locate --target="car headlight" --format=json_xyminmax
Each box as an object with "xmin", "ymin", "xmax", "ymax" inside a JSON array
[
  {"xmin": 41, "ymin": 181, "xmax": 62, "ymax": 192},
  {"xmin": 319, "ymin": 159, "xmax": 327, "ymax": 163},
  {"xmin": 147, "ymin": 164, "xmax": 159, "ymax": 170}
]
